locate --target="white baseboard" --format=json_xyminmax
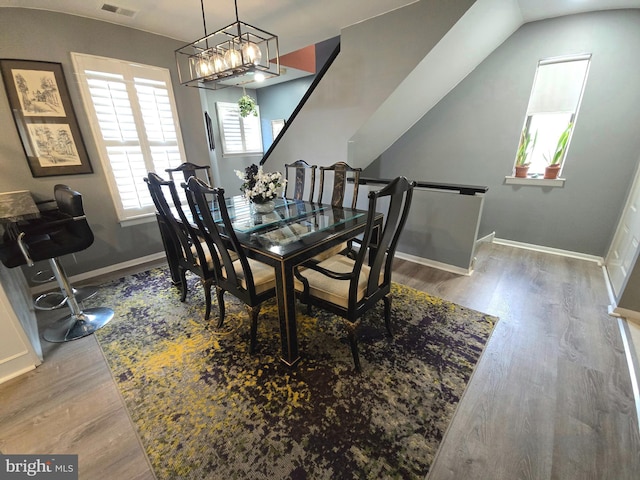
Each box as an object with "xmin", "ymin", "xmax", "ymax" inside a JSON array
[
  {"xmin": 613, "ymin": 307, "xmax": 640, "ymax": 323},
  {"xmin": 475, "ymin": 231, "xmax": 496, "ymax": 244},
  {"xmin": 0, "ymin": 364, "xmax": 36, "ymax": 386},
  {"xmin": 493, "ymin": 237, "xmax": 604, "ymax": 264},
  {"xmin": 30, "ymin": 252, "xmax": 167, "ymax": 295},
  {"xmin": 396, "ymin": 231, "xmax": 597, "ymax": 277},
  {"xmin": 395, "ymin": 251, "xmax": 472, "ymax": 276},
  {"xmin": 617, "ymin": 317, "xmax": 640, "ymax": 436}
]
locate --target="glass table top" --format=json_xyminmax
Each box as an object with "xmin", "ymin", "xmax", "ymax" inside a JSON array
[{"xmin": 193, "ymin": 196, "xmax": 366, "ymax": 250}]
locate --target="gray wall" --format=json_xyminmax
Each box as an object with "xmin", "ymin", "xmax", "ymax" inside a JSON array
[
  {"xmin": 369, "ymin": 9, "xmax": 640, "ymax": 257},
  {"xmin": 257, "ymin": 76, "xmax": 314, "ymax": 152},
  {"xmin": 205, "ymin": 35, "xmax": 338, "ymax": 187},
  {"xmin": 0, "ymin": 8, "xmax": 210, "ymax": 278},
  {"xmin": 265, "ymin": 0, "xmax": 475, "ymax": 168}
]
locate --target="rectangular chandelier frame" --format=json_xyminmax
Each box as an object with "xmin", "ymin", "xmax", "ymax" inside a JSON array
[{"xmin": 176, "ymin": 20, "xmax": 279, "ymax": 90}]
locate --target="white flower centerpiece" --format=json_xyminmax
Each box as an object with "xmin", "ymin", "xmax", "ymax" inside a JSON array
[{"xmin": 235, "ymin": 164, "xmax": 286, "ymax": 213}]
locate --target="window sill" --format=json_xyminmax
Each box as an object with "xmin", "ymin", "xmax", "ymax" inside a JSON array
[
  {"xmin": 504, "ymin": 176, "xmax": 565, "ymax": 187},
  {"xmin": 119, "ymin": 213, "xmax": 156, "ymax": 227}
]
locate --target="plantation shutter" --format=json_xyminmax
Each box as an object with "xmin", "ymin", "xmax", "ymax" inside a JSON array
[
  {"xmin": 216, "ymin": 102, "xmax": 263, "ymax": 156},
  {"xmin": 71, "ymin": 53, "xmax": 187, "ymax": 222}
]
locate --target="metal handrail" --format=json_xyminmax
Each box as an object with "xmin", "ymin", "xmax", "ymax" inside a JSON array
[{"xmin": 357, "ymin": 177, "xmax": 488, "ymax": 196}]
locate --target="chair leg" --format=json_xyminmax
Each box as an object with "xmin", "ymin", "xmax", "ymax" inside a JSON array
[
  {"xmin": 383, "ymin": 293, "xmax": 392, "ymax": 336},
  {"xmin": 216, "ymin": 286, "xmax": 226, "ymax": 329},
  {"xmin": 347, "ymin": 328, "xmax": 361, "ymax": 372},
  {"xmin": 42, "ymin": 257, "xmax": 114, "ymax": 343},
  {"xmin": 203, "ymin": 279, "xmax": 213, "ymax": 321},
  {"xmin": 179, "ymin": 268, "xmax": 188, "ymax": 302},
  {"xmin": 248, "ymin": 304, "xmax": 261, "ymax": 354}
]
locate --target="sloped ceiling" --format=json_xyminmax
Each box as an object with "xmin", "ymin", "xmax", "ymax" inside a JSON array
[{"xmin": 1, "ymin": 0, "xmax": 640, "ymax": 56}]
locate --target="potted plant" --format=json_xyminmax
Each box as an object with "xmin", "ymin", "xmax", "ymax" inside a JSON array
[
  {"xmin": 543, "ymin": 122, "xmax": 572, "ymax": 179},
  {"xmin": 514, "ymin": 128, "xmax": 537, "ymax": 178},
  {"xmin": 238, "ymin": 89, "xmax": 258, "ymax": 118}
]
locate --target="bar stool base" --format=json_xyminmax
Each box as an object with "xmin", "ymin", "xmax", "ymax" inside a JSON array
[{"xmin": 43, "ymin": 307, "xmax": 114, "ymax": 343}]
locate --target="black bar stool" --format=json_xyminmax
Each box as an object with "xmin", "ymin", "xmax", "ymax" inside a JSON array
[{"xmin": 0, "ymin": 185, "xmax": 113, "ymax": 342}]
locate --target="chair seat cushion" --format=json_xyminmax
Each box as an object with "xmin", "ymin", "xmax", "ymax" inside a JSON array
[
  {"xmin": 191, "ymin": 241, "xmax": 238, "ymax": 270},
  {"xmin": 222, "ymin": 258, "xmax": 276, "ymax": 294},
  {"xmin": 191, "ymin": 241, "xmax": 215, "ymax": 269},
  {"xmin": 294, "ymin": 254, "xmax": 376, "ymax": 309}
]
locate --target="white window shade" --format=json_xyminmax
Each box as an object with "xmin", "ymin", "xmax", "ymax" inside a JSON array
[{"xmin": 527, "ymin": 57, "xmax": 590, "ymax": 115}]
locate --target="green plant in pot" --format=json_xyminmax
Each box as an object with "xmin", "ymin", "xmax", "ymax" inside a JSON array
[
  {"xmin": 238, "ymin": 92, "xmax": 258, "ymax": 118},
  {"xmin": 543, "ymin": 122, "xmax": 572, "ymax": 179},
  {"xmin": 514, "ymin": 128, "xmax": 537, "ymax": 177}
]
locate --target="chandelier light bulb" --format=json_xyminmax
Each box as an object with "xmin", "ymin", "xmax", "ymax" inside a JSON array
[
  {"xmin": 224, "ymin": 47, "xmax": 242, "ymax": 69},
  {"xmin": 241, "ymin": 42, "xmax": 262, "ymax": 65},
  {"xmin": 211, "ymin": 52, "xmax": 226, "ymax": 73},
  {"xmin": 195, "ymin": 55, "xmax": 213, "ymax": 78}
]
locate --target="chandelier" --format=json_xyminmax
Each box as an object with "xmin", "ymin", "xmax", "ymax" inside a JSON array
[{"xmin": 175, "ymin": 0, "xmax": 280, "ymax": 90}]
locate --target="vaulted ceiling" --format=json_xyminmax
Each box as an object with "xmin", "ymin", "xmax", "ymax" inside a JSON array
[{"xmin": 2, "ymin": 0, "xmax": 640, "ymax": 56}]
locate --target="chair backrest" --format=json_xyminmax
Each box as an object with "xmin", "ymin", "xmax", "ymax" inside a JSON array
[
  {"xmin": 184, "ymin": 177, "xmax": 259, "ymax": 303},
  {"xmin": 284, "ymin": 159, "xmax": 316, "ymax": 202},
  {"xmin": 52, "ymin": 184, "xmax": 94, "ymax": 248},
  {"xmin": 166, "ymin": 162, "xmax": 213, "ymax": 185},
  {"xmin": 54, "ymin": 185, "xmax": 83, "ymax": 217},
  {"xmin": 144, "ymin": 173, "xmax": 206, "ymax": 271},
  {"xmin": 351, "ymin": 176, "xmax": 416, "ymax": 307},
  {"xmin": 317, "ymin": 162, "xmax": 362, "ymax": 209}
]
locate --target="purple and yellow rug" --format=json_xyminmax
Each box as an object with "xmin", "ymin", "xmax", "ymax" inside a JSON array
[{"xmin": 92, "ymin": 267, "xmax": 496, "ymax": 479}]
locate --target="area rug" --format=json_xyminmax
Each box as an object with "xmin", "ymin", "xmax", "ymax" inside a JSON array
[{"xmin": 91, "ymin": 267, "xmax": 497, "ymax": 479}]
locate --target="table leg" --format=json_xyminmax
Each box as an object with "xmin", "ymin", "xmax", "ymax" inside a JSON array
[{"xmin": 275, "ymin": 261, "xmax": 300, "ymax": 366}]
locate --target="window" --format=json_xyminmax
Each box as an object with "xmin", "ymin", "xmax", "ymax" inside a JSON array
[
  {"xmin": 215, "ymin": 101, "xmax": 263, "ymax": 156},
  {"xmin": 71, "ymin": 53, "xmax": 187, "ymax": 223},
  {"xmin": 513, "ymin": 55, "xmax": 590, "ymax": 179}
]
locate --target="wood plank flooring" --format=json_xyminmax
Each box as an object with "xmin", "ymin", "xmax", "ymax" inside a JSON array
[{"xmin": 1, "ymin": 242, "xmax": 638, "ymax": 479}]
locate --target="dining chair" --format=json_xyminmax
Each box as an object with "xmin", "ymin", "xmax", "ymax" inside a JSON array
[
  {"xmin": 284, "ymin": 159, "xmax": 316, "ymax": 202},
  {"xmin": 165, "ymin": 162, "xmax": 213, "ymax": 185},
  {"xmin": 144, "ymin": 172, "xmax": 217, "ymax": 321},
  {"xmin": 294, "ymin": 176, "xmax": 416, "ymax": 371},
  {"xmin": 317, "ymin": 161, "xmax": 362, "ymax": 209},
  {"xmin": 314, "ymin": 161, "xmax": 363, "ymax": 260},
  {"xmin": 184, "ymin": 177, "xmax": 277, "ymax": 353}
]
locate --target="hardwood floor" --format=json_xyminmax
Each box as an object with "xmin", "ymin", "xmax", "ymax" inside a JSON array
[{"xmin": 1, "ymin": 242, "xmax": 638, "ymax": 479}]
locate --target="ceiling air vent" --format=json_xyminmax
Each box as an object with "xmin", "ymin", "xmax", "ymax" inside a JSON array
[{"xmin": 101, "ymin": 3, "xmax": 138, "ymax": 17}]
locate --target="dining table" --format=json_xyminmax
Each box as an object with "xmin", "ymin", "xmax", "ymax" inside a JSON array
[{"xmin": 160, "ymin": 195, "xmax": 382, "ymax": 367}]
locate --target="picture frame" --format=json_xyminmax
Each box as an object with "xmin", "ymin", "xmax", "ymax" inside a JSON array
[
  {"xmin": 0, "ymin": 59, "xmax": 93, "ymax": 177},
  {"xmin": 205, "ymin": 111, "xmax": 215, "ymax": 151}
]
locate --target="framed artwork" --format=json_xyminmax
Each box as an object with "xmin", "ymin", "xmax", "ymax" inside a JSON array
[
  {"xmin": 205, "ymin": 111, "xmax": 215, "ymax": 150},
  {"xmin": 0, "ymin": 59, "xmax": 93, "ymax": 177}
]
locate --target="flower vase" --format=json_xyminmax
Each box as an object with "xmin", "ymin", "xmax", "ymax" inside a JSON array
[{"xmin": 253, "ymin": 199, "xmax": 275, "ymax": 214}]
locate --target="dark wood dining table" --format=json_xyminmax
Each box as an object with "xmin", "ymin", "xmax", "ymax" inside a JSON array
[{"xmin": 160, "ymin": 195, "xmax": 381, "ymax": 366}]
